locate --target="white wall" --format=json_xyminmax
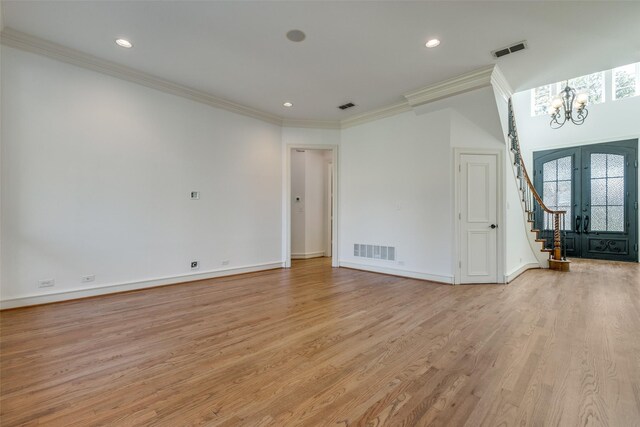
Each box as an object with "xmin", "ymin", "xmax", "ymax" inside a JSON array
[
  {"xmin": 503, "ymin": 149, "xmax": 541, "ymax": 276},
  {"xmin": 492, "ymin": 90, "xmax": 543, "ymax": 277},
  {"xmin": 339, "ymin": 86, "xmax": 537, "ymax": 283},
  {"xmin": 1, "ymin": 42, "xmax": 548, "ymax": 308},
  {"xmin": 449, "ymin": 91, "xmax": 540, "ymax": 279},
  {"xmin": 340, "ymin": 108, "xmax": 455, "ymax": 282},
  {"xmin": 304, "ymin": 150, "xmax": 328, "ymax": 256},
  {"xmin": 282, "ymin": 127, "xmax": 340, "ymax": 148},
  {"xmin": 0, "ymin": 17, "xmax": 3, "ymax": 295},
  {"xmin": 513, "ymin": 88, "xmax": 640, "ymax": 171},
  {"xmin": 1, "ymin": 46, "xmax": 283, "ymax": 307}
]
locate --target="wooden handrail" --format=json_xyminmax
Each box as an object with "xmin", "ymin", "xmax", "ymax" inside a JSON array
[
  {"xmin": 508, "ymin": 99, "xmax": 567, "ymax": 263},
  {"xmin": 508, "ymin": 101, "xmax": 566, "ymax": 216},
  {"xmin": 515, "ymin": 151, "xmax": 566, "ymax": 215}
]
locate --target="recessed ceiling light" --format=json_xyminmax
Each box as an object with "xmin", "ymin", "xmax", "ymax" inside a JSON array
[
  {"xmin": 115, "ymin": 38, "xmax": 133, "ymax": 48},
  {"xmin": 286, "ymin": 30, "xmax": 306, "ymax": 42},
  {"xmin": 425, "ymin": 39, "xmax": 441, "ymax": 48},
  {"xmin": 283, "ymin": 102, "xmax": 293, "ymax": 107}
]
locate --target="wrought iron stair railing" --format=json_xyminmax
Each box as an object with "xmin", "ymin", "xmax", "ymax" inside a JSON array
[{"xmin": 508, "ymin": 99, "xmax": 569, "ymax": 270}]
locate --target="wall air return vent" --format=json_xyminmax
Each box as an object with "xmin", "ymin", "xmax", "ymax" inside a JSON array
[
  {"xmin": 491, "ymin": 41, "xmax": 528, "ymax": 58},
  {"xmin": 354, "ymin": 244, "xmax": 396, "ymax": 261},
  {"xmin": 338, "ymin": 102, "xmax": 356, "ymax": 110}
]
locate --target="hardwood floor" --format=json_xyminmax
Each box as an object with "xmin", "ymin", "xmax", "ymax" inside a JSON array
[{"xmin": 1, "ymin": 258, "xmax": 639, "ymax": 426}]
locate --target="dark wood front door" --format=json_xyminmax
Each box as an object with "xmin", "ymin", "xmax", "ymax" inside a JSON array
[{"xmin": 534, "ymin": 139, "xmax": 638, "ymax": 262}]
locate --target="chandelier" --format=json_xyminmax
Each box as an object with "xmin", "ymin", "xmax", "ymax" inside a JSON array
[{"xmin": 549, "ymin": 82, "xmax": 589, "ymax": 129}]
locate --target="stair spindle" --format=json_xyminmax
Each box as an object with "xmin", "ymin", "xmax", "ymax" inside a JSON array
[{"xmin": 508, "ymin": 99, "xmax": 569, "ymax": 271}]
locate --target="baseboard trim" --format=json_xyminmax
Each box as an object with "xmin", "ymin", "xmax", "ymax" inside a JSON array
[
  {"xmin": 339, "ymin": 261, "xmax": 454, "ymax": 285},
  {"xmin": 504, "ymin": 262, "xmax": 540, "ymax": 283},
  {"xmin": 291, "ymin": 251, "xmax": 326, "ymax": 260},
  {"xmin": 0, "ymin": 262, "xmax": 284, "ymax": 310}
]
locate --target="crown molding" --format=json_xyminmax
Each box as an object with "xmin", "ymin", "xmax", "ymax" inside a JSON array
[
  {"xmin": 0, "ymin": 28, "xmax": 284, "ymax": 126},
  {"xmin": 404, "ymin": 65, "xmax": 495, "ymax": 107},
  {"xmin": 340, "ymin": 101, "xmax": 412, "ymax": 129},
  {"xmin": 490, "ymin": 65, "xmax": 514, "ymax": 101},
  {"xmin": 281, "ymin": 118, "xmax": 341, "ymax": 129},
  {"xmin": 1, "ymin": 28, "xmax": 514, "ymax": 132},
  {"xmin": 339, "ymin": 65, "xmax": 503, "ymax": 129}
]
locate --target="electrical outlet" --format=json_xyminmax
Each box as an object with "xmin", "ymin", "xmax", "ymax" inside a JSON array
[
  {"xmin": 190, "ymin": 191, "xmax": 200, "ymax": 200},
  {"xmin": 38, "ymin": 279, "xmax": 55, "ymax": 288},
  {"xmin": 222, "ymin": 260, "xmax": 230, "ymax": 266},
  {"xmin": 191, "ymin": 261, "xmax": 199, "ymax": 270},
  {"xmin": 81, "ymin": 275, "xmax": 95, "ymax": 283}
]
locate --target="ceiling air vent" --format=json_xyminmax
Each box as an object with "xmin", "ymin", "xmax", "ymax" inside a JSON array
[
  {"xmin": 338, "ymin": 102, "xmax": 356, "ymax": 110},
  {"xmin": 491, "ymin": 41, "xmax": 528, "ymax": 58}
]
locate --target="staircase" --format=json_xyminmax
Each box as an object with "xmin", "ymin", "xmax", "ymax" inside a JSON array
[{"xmin": 508, "ymin": 99, "xmax": 570, "ymax": 272}]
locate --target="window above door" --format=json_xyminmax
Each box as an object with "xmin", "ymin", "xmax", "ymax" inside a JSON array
[{"xmin": 531, "ymin": 62, "xmax": 640, "ymax": 116}]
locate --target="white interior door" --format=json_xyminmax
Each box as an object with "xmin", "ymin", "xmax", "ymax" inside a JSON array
[{"xmin": 459, "ymin": 154, "xmax": 498, "ymax": 283}]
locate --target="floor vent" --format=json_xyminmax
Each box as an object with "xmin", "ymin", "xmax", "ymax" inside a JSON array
[
  {"xmin": 491, "ymin": 40, "xmax": 528, "ymax": 58},
  {"xmin": 338, "ymin": 102, "xmax": 356, "ymax": 110},
  {"xmin": 354, "ymin": 244, "xmax": 395, "ymax": 261}
]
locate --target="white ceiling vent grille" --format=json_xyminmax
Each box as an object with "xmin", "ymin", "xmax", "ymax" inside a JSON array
[
  {"xmin": 491, "ymin": 40, "xmax": 528, "ymax": 58},
  {"xmin": 354, "ymin": 244, "xmax": 396, "ymax": 261}
]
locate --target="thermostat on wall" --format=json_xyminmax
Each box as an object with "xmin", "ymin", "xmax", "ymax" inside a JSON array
[{"xmin": 190, "ymin": 191, "xmax": 200, "ymax": 200}]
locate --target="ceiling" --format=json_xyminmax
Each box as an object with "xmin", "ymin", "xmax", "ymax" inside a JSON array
[{"xmin": 2, "ymin": 1, "xmax": 640, "ymax": 122}]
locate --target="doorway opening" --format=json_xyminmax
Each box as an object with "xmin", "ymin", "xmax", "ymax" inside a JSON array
[
  {"xmin": 285, "ymin": 146, "xmax": 337, "ymax": 268},
  {"xmin": 533, "ymin": 139, "xmax": 638, "ymax": 262}
]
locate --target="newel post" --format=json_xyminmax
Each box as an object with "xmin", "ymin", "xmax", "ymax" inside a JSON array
[{"xmin": 553, "ymin": 213, "xmax": 562, "ymax": 261}]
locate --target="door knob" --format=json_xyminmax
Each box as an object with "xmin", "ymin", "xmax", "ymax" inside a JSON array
[{"xmin": 490, "ymin": 224, "xmax": 498, "ymax": 229}]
